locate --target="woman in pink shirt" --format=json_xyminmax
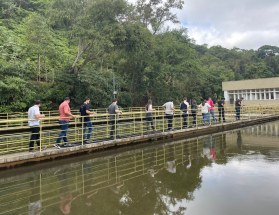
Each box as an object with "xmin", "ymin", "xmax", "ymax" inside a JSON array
[{"xmin": 207, "ymin": 97, "xmax": 216, "ymax": 123}]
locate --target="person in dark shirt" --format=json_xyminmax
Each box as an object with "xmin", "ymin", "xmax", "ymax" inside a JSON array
[
  {"xmin": 217, "ymin": 97, "xmax": 226, "ymax": 122},
  {"xmin": 235, "ymin": 97, "xmax": 243, "ymax": 120},
  {"xmin": 80, "ymin": 98, "xmax": 97, "ymax": 143}
]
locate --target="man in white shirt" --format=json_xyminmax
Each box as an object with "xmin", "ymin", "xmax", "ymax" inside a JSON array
[
  {"xmin": 162, "ymin": 99, "xmax": 176, "ymax": 131},
  {"xmin": 28, "ymin": 100, "xmax": 46, "ymax": 152}
]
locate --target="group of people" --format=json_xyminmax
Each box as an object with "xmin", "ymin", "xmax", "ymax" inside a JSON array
[
  {"xmin": 27, "ymin": 96, "xmax": 244, "ymax": 152},
  {"xmin": 28, "ymin": 97, "xmax": 122, "ymax": 152}
]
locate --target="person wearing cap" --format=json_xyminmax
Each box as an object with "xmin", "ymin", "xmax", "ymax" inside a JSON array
[
  {"xmin": 162, "ymin": 99, "xmax": 176, "ymax": 131},
  {"xmin": 235, "ymin": 97, "xmax": 244, "ymax": 120},
  {"xmin": 80, "ymin": 97, "xmax": 97, "ymax": 143},
  {"xmin": 55, "ymin": 97, "xmax": 76, "ymax": 149},
  {"xmin": 27, "ymin": 100, "xmax": 46, "ymax": 152}
]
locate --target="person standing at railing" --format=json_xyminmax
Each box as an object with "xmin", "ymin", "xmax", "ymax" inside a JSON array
[
  {"xmin": 235, "ymin": 97, "xmax": 244, "ymax": 120},
  {"xmin": 107, "ymin": 98, "xmax": 122, "ymax": 140},
  {"xmin": 55, "ymin": 97, "xmax": 76, "ymax": 149},
  {"xmin": 199, "ymin": 100, "xmax": 211, "ymax": 125},
  {"xmin": 162, "ymin": 99, "xmax": 176, "ymax": 131},
  {"xmin": 180, "ymin": 97, "xmax": 189, "ymax": 129},
  {"xmin": 217, "ymin": 97, "xmax": 226, "ymax": 122},
  {"xmin": 207, "ymin": 97, "xmax": 216, "ymax": 123},
  {"xmin": 80, "ymin": 98, "xmax": 97, "ymax": 144},
  {"xmin": 28, "ymin": 100, "xmax": 46, "ymax": 153},
  {"xmin": 145, "ymin": 100, "xmax": 157, "ymax": 132},
  {"xmin": 191, "ymin": 100, "xmax": 198, "ymax": 127}
]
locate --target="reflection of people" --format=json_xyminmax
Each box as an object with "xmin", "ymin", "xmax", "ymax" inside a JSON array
[
  {"xmin": 148, "ymin": 169, "xmax": 159, "ymax": 177},
  {"xmin": 110, "ymin": 180, "xmax": 124, "ymax": 195},
  {"xmin": 183, "ymin": 156, "xmax": 192, "ymax": 169},
  {"xmin": 56, "ymin": 170, "xmax": 76, "ymax": 214},
  {"xmin": 203, "ymin": 136, "xmax": 217, "ymax": 160},
  {"xmin": 29, "ymin": 176, "xmax": 45, "ymax": 215},
  {"xmin": 237, "ymin": 131, "xmax": 242, "ymax": 150},
  {"xmin": 166, "ymin": 160, "xmax": 177, "ymax": 173}
]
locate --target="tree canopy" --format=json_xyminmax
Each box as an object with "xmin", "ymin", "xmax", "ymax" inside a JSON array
[{"xmin": 1, "ymin": 0, "xmax": 279, "ymax": 112}]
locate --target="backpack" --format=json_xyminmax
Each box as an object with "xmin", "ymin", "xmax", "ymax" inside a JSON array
[
  {"xmin": 180, "ymin": 102, "xmax": 187, "ymax": 111},
  {"xmin": 191, "ymin": 104, "xmax": 198, "ymax": 113}
]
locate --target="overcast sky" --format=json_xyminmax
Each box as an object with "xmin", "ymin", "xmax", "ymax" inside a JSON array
[{"xmin": 173, "ymin": 0, "xmax": 279, "ymax": 50}]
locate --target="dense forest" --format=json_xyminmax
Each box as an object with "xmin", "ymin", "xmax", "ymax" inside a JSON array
[{"xmin": 1, "ymin": 0, "xmax": 279, "ymax": 112}]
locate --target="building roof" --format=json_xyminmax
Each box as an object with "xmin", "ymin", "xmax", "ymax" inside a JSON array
[{"xmin": 222, "ymin": 77, "xmax": 279, "ymax": 91}]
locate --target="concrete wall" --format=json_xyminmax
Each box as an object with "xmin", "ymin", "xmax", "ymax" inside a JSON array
[{"xmin": 222, "ymin": 77, "xmax": 279, "ymax": 91}]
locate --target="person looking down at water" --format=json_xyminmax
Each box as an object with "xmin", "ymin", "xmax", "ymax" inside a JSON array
[
  {"xmin": 199, "ymin": 100, "xmax": 211, "ymax": 125},
  {"xmin": 207, "ymin": 97, "xmax": 216, "ymax": 123},
  {"xmin": 145, "ymin": 99, "xmax": 157, "ymax": 132},
  {"xmin": 217, "ymin": 97, "xmax": 226, "ymax": 122},
  {"xmin": 28, "ymin": 100, "xmax": 46, "ymax": 153},
  {"xmin": 80, "ymin": 97, "xmax": 97, "ymax": 144},
  {"xmin": 180, "ymin": 97, "xmax": 189, "ymax": 129},
  {"xmin": 163, "ymin": 99, "xmax": 176, "ymax": 131},
  {"xmin": 107, "ymin": 98, "xmax": 122, "ymax": 139},
  {"xmin": 55, "ymin": 97, "xmax": 76, "ymax": 149},
  {"xmin": 235, "ymin": 97, "xmax": 244, "ymax": 120}
]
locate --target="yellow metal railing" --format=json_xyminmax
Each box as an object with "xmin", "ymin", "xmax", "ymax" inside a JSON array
[{"xmin": 0, "ymin": 106, "xmax": 278, "ymax": 155}]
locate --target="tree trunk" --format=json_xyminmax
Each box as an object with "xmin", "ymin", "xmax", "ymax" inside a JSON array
[
  {"xmin": 37, "ymin": 54, "xmax": 41, "ymax": 82},
  {"xmin": 45, "ymin": 56, "xmax": 47, "ymax": 82},
  {"xmin": 100, "ymin": 56, "xmax": 104, "ymax": 72},
  {"xmin": 52, "ymin": 68, "xmax": 54, "ymax": 83}
]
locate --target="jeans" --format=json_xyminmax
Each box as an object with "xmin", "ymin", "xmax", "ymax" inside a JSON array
[
  {"xmin": 235, "ymin": 107, "xmax": 241, "ymax": 119},
  {"xmin": 83, "ymin": 121, "xmax": 93, "ymax": 140},
  {"xmin": 210, "ymin": 110, "xmax": 216, "ymax": 122},
  {"xmin": 192, "ymin": 113, "xmax": 197, "ymax": 125},
  {"xmin": 202, "ymin": 113, "xmax": 210, "ymax": 123},
  {"xmin": 29, "ymin": 127, "xmax": 41, "ymax": 150},
  {"xmin": 182, "ymin": 113, "xmax": 188, "ymax": 127},
  {"xmin": 218, "ymin": 108, "xmax": 225, "ymax": 121},
  {"xmin": 166, "ymin": 114, "xmax": 173, "ymax": 129},
  {"xmin": 56, "ymin": 120, "xmax": 69, "ymax": 144},
  {"xmin": 146, "ymin": 113, "xmax": 155, "ymax": 131},
  {"xmin": 110, "ymin": 119, "xmax": 118, "ymax": 137}
]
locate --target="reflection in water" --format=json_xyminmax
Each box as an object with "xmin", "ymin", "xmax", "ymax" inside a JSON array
[{"xmin": 1, "ymin": 121, "xmax": 279, "ymax": 215}]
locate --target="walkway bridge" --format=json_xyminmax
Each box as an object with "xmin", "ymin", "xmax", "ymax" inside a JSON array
[{"xmin": 0, "ymin": 105, "xmax": 278, "ymax": 168}]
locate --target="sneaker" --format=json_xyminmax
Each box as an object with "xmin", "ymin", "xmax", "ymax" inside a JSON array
[
  {"xmin": 41, "ymin": 146, "xmax": 47, "ymax": 151},
  {"xmin": 64, "ymin": 143, "xmax": 73, "ymax": 147},
  {"xmin": 182, "ymin": 126, "xmax": 188, "ymax": 129},
  {"xmin": 116, "ymin": 135, "xmax": 122, "ymax": 139},
  {"xmin": 29, "ymin": 149, "xmax": 38, "ymax": 153},
  {"xmin": 109, "ymin": 137, "xmax": 115, "ymax": 140},
  {"xmin": 54, "ymin": 144, "xmax": 61, "ymax": 149}
]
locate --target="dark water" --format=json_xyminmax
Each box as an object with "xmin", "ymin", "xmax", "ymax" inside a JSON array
[{"xmin": 1, "ymin": 121, "xmax": 279, "ymax": 215}]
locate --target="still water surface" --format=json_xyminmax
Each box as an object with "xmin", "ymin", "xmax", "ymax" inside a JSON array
[{"xmin": 1, "ymin": 121, "xmax": 279, "ymax": 215}]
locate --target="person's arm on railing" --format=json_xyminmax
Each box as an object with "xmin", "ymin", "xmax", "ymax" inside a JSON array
[
  {"xmin": 115, "ymin": 110, "xmax": 123, "ymax": 115},
  {"xmin": 86, "ymin": 110, "xmax": 97, "ymax": 115},
  {"xmin": 64, "ymin": 109, "xmax": 76, "ymax": 118},
  {"xmin": 35, "ymin": 114, "xmax": 45, "ymax": 118}
]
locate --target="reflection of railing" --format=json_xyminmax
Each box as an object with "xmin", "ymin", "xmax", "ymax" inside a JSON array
[
  {"xmin": 0, "ymin": 135, "xmax": 227, "ymax": 215},
  {"xmin": 0, "ymin": 106, "xmax": 278, "ymax": 155}
]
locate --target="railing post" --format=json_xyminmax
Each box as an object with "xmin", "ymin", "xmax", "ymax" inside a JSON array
[
  {"xmin": 75, "ymin": 117, "xmax": 77, "ymax": 143},
  {"xmin": 39, "ymin": 120, "xmax": 42, "ymax": 152},
  {"xmin": 114, "ymin": 114, "xmax": 117, "ymax": 140},
  {"xmin": 163, "ymin": 113, "xmax": 165, "ymax": 132},
  {"xmin": 81, "ymin": 117, "xmax": 84, "ymax": 145},
  {"xmin": 141, "ymin": 112, "xmax": 143, "ymax": 136}
]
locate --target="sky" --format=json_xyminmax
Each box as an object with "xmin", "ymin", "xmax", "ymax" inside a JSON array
[{"xmin": 172, "ymin": 0, "xmax": 279, "ymax": 50}]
